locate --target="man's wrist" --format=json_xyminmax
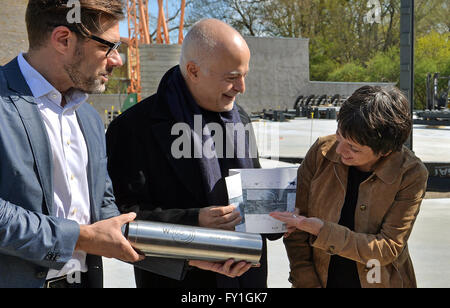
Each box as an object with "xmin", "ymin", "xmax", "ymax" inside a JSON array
[{"xmin": 75, "ymin": 224, "xmax": 92, "ymax": 251}]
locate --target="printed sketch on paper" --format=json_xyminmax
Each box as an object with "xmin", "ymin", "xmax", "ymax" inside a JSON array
[{"xmin": 226, "ymin": 168, "xmax": 297, "ymax": 233}]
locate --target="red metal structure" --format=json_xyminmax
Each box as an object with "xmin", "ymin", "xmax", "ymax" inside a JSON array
[{"xmin": 127, "ymin": 0, "xmax": 186, "ymax": 101}]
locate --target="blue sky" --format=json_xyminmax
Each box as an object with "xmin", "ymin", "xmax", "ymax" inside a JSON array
[
  {"xmin": 119, "ymin": 20, "xmax": 129, "ymax": 38},
  {"xmin": 118, "ymin": 3, "xmax": 184, "ymax": 43}
]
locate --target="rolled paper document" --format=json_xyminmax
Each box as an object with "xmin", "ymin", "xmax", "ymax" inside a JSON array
[{"xmin": 125, "ymin": 220, "xmax": 262, "ymax": 265}]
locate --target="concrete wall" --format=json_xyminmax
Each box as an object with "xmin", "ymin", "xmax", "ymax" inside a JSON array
[
  {"xmin": 137, "ymin": 37, "xmax": 393, "ymax": 114},
  {"xmin": 139, "ymin": 44, "xmax": 182, "ymax": 99},
  {"xmin": 240, "ymin": 37, "xmax": 394, "ymax": 112},
  {"xmin": 241, "ymin": 36, "xmax": 310, "ymax": 112},
  {"xmin": 137, "ymin": 37, "xmax": 311, "ymax": 112},
  {"xmin": 306, "ymin": 81, "xmax": 395, "ymax": 98},
  {"xmin": 0, "ymin": 0, "xmax": 29, "ymax": 66}
]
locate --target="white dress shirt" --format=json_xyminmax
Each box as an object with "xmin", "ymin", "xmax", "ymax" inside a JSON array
[{"xmin": 17, "ymin": 53, "xmax": 91, "ymax": 279}]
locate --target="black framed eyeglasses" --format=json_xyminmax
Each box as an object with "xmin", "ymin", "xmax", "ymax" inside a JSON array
[
  {"xmin": 49, "ymin": 24, "xmax": 121, "ymax": 58},
  {"xmin": 88, "ymin": 35, "xmax": 122, "ymax": 58}
]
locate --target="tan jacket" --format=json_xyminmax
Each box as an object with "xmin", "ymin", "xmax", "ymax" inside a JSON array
[{"xmin": 284, "ymin": 135, "xmax": 429, "ymax": 288}]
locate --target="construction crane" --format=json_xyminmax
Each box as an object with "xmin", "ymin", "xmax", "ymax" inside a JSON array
[{"xmin": 126, "ymin": 0, "xmax": 186, "ymax": 102}]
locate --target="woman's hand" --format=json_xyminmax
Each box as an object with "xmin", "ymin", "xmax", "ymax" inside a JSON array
[{"xmin": 270, "ymin": 210, "xmax": 324, "ymax": 237}]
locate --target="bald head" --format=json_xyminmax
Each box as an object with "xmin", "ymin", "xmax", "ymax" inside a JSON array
[
  {"xmin": 179, "ymin": 19, "xmax": 251, "ymax": 112},
  {"xmin": 180, "ymin": 19, "xmax": 250, "ymax": 77}
]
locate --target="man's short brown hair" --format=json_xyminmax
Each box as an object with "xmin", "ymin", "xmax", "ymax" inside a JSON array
[
  {"xmin": 26, "ymin": 0, "xmax": 125, "ymax": 50},
  {"xmin": 337, "ymin": 85, "xmax": 412, "ymax": 155}
]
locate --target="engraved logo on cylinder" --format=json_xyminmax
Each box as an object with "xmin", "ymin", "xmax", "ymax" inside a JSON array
[{"xmin": 170, "ymin": 227, "xmax": 196, "ymax": 244}]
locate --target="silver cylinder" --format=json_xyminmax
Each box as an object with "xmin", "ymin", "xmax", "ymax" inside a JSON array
[{"xmin": 126, "ymin": 220, "xmax": 262, "ymax": 265}]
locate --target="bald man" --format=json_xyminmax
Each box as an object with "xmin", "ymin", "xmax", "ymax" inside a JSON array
[{"xmin": 106, "ymin": 19, "xmax": 274, "ymax": 288}]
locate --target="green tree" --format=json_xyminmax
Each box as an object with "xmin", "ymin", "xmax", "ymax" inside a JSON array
[
  {"xmin": 328, "ymin": 62, "xmax": 367, "ymax": 82},
  {"xmin": 184, "ymin": 0, "xmax": 449, "ymax": 108},
  {"xmin": 365, "ymin": 46, "xmax": 400, "ymax": 83},
  {"xmin": 414, "ymin": 31, "xmax": 450, "ymax": 109}
]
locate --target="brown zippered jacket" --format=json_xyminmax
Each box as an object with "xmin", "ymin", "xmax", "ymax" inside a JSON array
[{"xmin": 284, "ymin": 135, "xmax": 429, "ymax": 288}]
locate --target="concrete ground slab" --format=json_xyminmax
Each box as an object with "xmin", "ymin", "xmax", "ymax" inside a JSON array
[
  {"xmin": 408, "ymin": 198, "xmax": 450, "ymax": 288},
  {"xmin": 103, "ymin": 257, "xmax": 135, "ymax": 288},
  {"xmin": 252, "ymin": 118, "xmax": 450, "ymax": 163},
  {"xmin": 265, "ymin": 198, "xmax": 450, "ymax": 288}
]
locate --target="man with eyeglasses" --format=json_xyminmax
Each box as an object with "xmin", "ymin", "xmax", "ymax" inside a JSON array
[
  {"xmin": 0, "ymin": 0, "xmax": 249, "ymax": 288},
  {"xmin": 42, "ymin": 21, "xmax": 123, "ymax": 95}
]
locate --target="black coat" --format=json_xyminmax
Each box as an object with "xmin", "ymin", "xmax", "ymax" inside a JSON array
[{"xmin": 106, "ymin": 67, "xmax": 277, "ymax": 288}]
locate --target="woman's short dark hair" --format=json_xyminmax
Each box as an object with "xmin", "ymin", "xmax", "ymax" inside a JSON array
[
  {"xmin": 337, "ymin": 85, "xmax": 412, "ymax": 154},
  {"xmin": 26, "ymin": 0, "xmax": 125, "ymax": 50}
]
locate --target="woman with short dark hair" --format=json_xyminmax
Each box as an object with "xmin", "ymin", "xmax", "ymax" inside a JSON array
[{"xmin": 271, "ymin": 86, "xmax": 428, "ymax": 288}]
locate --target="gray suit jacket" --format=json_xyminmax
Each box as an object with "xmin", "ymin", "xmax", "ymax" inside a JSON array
[{"xmin": 0, "ymin": 58, "xmax": 186, "ymax": 288}]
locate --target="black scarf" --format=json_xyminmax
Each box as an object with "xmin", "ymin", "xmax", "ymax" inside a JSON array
[{"xmin": 159, "ymin": 65, "xmax": 254, "ymax": 206}]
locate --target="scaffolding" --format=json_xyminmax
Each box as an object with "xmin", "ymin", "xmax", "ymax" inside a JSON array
[{"xmin": 126, "ymin": 0, "xmax": 186, "ymax": 101}]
